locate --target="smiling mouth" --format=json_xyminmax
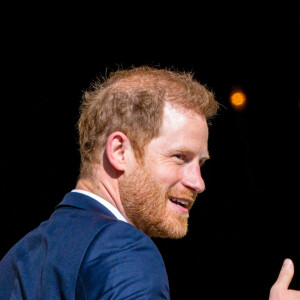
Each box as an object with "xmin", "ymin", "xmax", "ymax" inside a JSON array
[{"xmin": 168, "ymin": 196, "xmax": 191, "ymax": 209}]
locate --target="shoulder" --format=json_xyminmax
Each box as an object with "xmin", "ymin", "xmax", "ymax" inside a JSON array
[
  {"xmin": 77, "ymin": 221, "xmax": 170, "ymax": 299},
  {"xmin": 89, "ymin": 220, "xmax": 159, "ymax": 253},
  {"xmin": 82, "ymin": 221, "xmax": 166, "ymax": 273},
  {"xmin": 0, "ymin": 204, "xmax": 123, "ymax": 299}
]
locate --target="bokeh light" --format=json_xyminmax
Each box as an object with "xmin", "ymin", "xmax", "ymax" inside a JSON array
[{"xmin": 230, "ymin": 88, "xmax": 247, "ymax": 111}]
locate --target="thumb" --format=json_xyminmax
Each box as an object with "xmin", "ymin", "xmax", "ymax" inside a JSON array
[{"xmin": 275, "ymin": 258, "xmax": 294, "ymax": 289}]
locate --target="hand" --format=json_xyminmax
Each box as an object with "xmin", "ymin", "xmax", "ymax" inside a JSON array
[{"xmin": 269, "ymin": 258, "xmax": 300, "ymax": 300}]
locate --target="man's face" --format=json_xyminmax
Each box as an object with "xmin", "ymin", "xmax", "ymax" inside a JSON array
[{"xmin": 119, "ymin": 103, "xmax": 209, "ymax": 238}]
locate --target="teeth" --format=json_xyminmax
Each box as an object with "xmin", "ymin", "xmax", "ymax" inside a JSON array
[
  {"xmin": 177, "ymin": 200, "xmax": 186, "ymax": 206},
  {"xmin": 170, "ymin": 197, "xmax": 188, "ymax": 207}
]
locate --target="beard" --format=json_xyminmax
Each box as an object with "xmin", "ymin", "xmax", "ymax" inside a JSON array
[{"xmin": 119, "ymin": 163, "xmax": 196, "ymax": 239}]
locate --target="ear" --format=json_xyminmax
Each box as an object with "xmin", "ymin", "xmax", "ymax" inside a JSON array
[{"xmin": 106, "ymin": 131, "xmax": 132, "ymax": 172}]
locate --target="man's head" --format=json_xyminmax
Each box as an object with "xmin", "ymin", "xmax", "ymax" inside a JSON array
[
  {"xmin": 78, "ymin": 66, "xmax": 219, "ymax": 238},
  {"xmin": 118, "ymin": 103, "xmax": 210, "ymax": 238}
]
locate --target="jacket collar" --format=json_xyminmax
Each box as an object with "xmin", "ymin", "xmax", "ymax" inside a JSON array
[{"xmin": 56, "ymin": 192, "xmax": 117, "ymax": 219}]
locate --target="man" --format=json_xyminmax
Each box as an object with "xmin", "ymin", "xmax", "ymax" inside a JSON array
[{"xmin": 0, "ymin": 66, "xmax": 298, "ymax": 299}]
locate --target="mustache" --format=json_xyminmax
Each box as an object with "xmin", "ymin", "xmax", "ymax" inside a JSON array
[{"xmin": 166, "ymin": 188, "xmax": 197, "ymax": 202}]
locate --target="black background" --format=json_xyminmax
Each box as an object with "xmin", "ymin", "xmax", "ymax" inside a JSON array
[{"xmin": 1, "ymin": 3, "xmax": 299, "ymax": 300}]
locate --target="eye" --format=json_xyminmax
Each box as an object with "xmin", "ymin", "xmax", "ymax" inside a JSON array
[{"xmin": 174, "ymin": 154, "xmax": 186, "ymax": 161}]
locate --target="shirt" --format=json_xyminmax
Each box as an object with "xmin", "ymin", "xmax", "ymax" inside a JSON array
[{"xmin": 71, "ymin": 189, "xmax": 128, "ymax": 223}]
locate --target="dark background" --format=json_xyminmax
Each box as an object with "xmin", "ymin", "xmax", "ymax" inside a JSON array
[{"xmin": 1, "ymin": 4, "xmax": 299, "ymax": 300}]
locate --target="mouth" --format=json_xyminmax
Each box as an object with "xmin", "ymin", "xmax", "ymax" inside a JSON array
[{"xmin": 168, "ymin": 196, "xmax": 192, "ymax": 214}]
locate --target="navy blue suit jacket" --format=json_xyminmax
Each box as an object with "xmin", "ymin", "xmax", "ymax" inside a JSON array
[{"xmin": 0, "ymin": 192, "xmax": 170, "ymax": 299}]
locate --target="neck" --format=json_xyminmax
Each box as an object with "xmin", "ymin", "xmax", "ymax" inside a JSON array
[{"xmin": 75, "ymin": 175, "xmax": 128, "ymax": 222}]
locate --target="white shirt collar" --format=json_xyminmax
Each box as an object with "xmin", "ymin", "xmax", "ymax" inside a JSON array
[{"xmin": 71, "ymin": 189, "xmax": 128, "ymax": 223}]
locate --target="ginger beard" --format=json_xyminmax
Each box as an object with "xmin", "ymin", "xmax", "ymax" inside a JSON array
[{"xmin": 119, "ymin": 163, "xmax": 197, "ymax": 238}]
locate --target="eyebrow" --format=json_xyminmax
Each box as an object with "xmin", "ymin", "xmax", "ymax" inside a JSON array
[
  {"xmin": 201, "ymin": 154, "xmax": 210, "ymax": 160},
  {"xmin": 174, "ymin": 148, "xmax": 210, "ymax": 160},
  {"xmin": 199, "ymin": 154, "xmax": 210, "ymax": 163},
  {"xmin": 199, "ymin": 154, "xmax": 210, "ymax": 167}
]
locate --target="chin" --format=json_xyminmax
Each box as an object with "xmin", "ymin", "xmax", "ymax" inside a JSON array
[
  {"xmin": 151, "ymin": 227, "xmax": 188, "ymax": 239},
  {"xmin": 148, "ymin": 215, "xmax": 189, "ymax": 239}
]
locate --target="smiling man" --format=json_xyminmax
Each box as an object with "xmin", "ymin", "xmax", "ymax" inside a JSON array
[
  {"xmin": 74, "ymin": 66, "xmax": 217, "ymax": 244},
  {"xmin": 0, "ymin": 66, "xmax": 298, "ymax": 299},
  {"xmin": 104, "ymin": 103, "xmax": 209, "ymax": 239}
]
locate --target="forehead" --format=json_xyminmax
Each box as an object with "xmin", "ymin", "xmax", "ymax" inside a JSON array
[
  {"xmin": 148, "ymin": 102, "xmax": 209, "ymax": 154},
  {"xmin": 162, "ymin": 102, "xmax": 208, "ymax": 133}
]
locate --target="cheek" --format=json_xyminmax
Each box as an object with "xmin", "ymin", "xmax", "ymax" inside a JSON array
[{"xmin": 149, "ymin": 164, "xmax": 182, "ymax": 187}]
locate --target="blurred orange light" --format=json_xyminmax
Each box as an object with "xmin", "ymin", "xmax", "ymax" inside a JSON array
[{"xmin": 230, "ymin": 91, "xmax": 247, "ymax": 110}]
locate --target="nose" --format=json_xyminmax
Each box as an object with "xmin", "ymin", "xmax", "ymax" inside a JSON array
[{"xmin": 182, "ymin": 164, "xmax": 206, "ymax": 194}]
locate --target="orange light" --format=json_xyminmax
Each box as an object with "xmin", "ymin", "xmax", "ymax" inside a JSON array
[{"xmin": 230, "ymin": 90, "xmax": 247, "ymax": 111}]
